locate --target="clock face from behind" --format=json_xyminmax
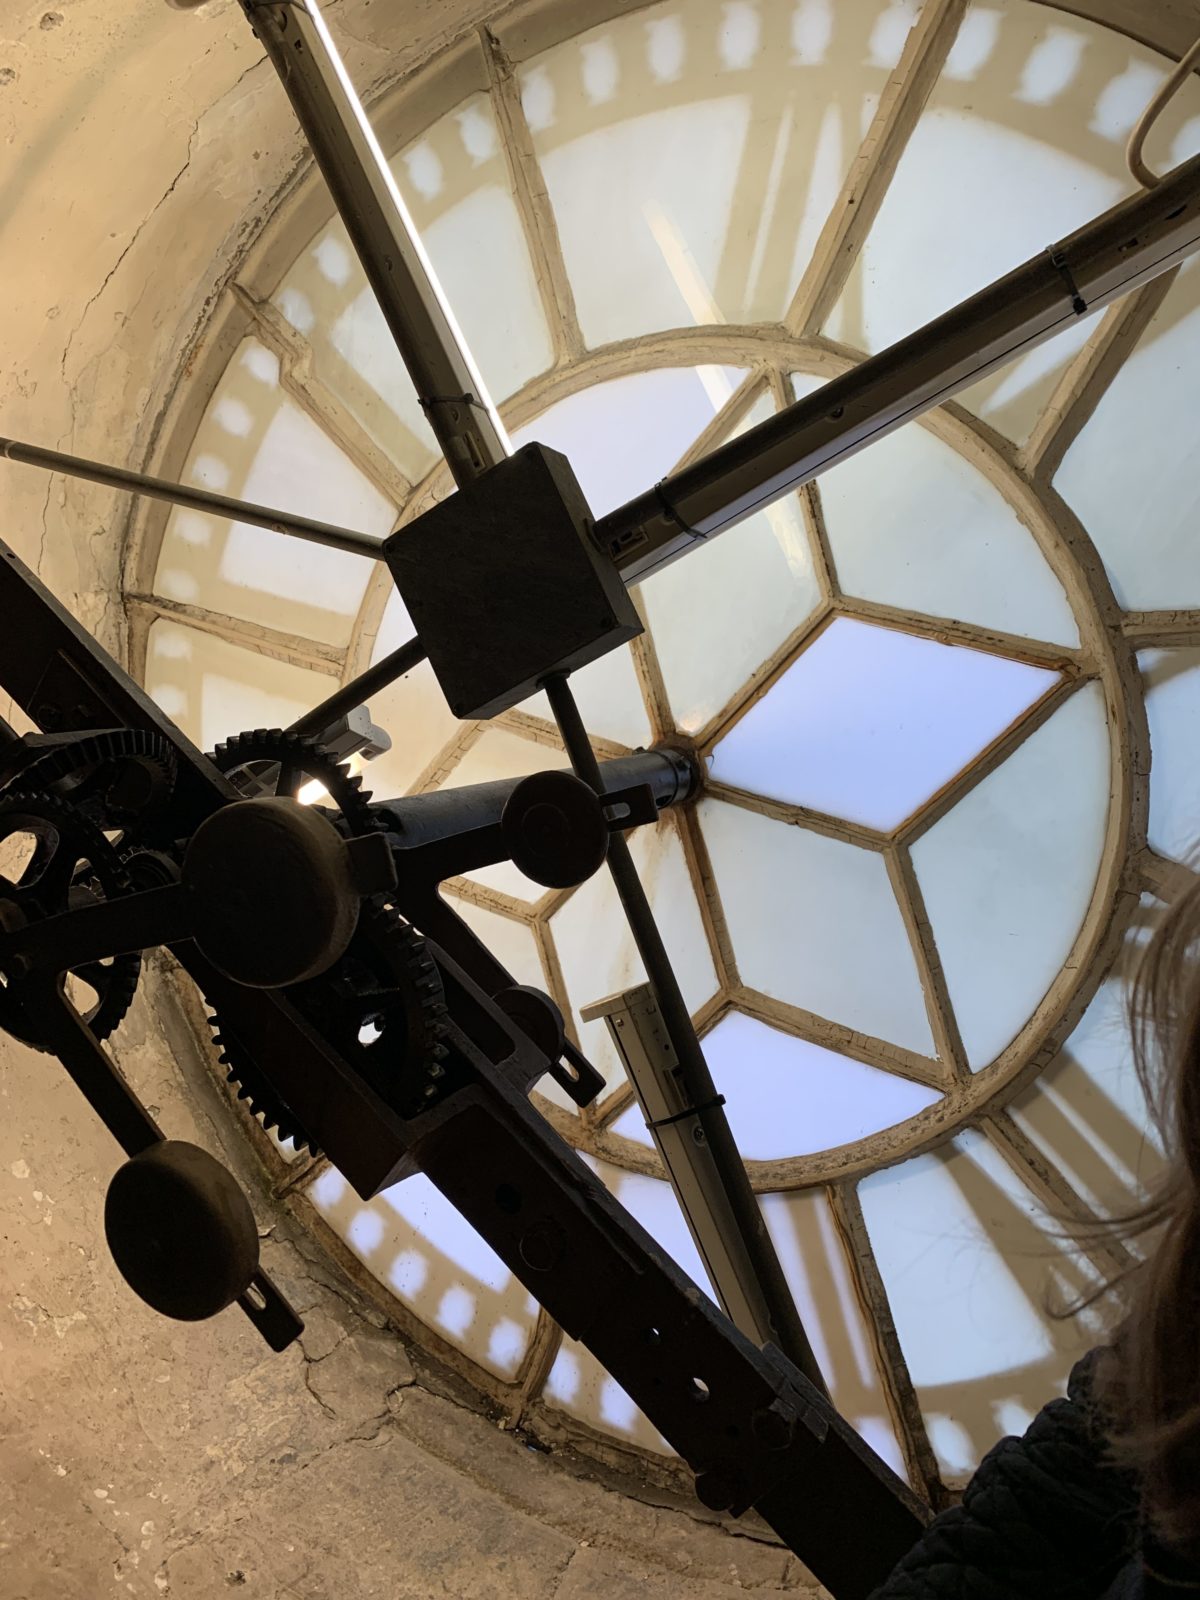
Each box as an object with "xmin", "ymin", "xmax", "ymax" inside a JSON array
[{"xmin": 127, "ymin": 0, "xmax": 1196, "ymax": 1495}]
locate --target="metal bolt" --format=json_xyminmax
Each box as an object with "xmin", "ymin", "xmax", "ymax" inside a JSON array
[
  {"xmin": 518, "ymin": 1219, "xmax": 564, "ymax": 1273},
  {"xmin": 752, "ymin": 1401, "xmax": 795, "ymax": 1452},
  {"xmin": 695, "ymin": 1466, "xmax": 742, "ymax": 1513}
]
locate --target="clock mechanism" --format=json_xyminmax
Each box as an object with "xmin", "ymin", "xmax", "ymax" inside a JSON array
[{"xmin": 1, "ymin": 1, "xmax": 1198, "ymax": 1595}]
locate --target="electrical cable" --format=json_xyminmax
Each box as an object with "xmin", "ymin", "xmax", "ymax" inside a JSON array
[{"xmin": 1127, "ymin": 36, "xmax": 1200, "ymax": 189}]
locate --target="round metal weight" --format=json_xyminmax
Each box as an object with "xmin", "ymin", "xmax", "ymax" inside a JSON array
[
  {"xmin": 496, "ymin": 984, "xmax": 566, "ymax": 1060},
  {"xmin": 182, "ymin": 796, "xmax": 362, "ymax": 988},
  {"xmin": 501, "ymin": 770, "xmax": 608, "ymax": 890},
  {"xmin": 104, "ymin": 1141, "xmax": 259, "ymax": 1322}
]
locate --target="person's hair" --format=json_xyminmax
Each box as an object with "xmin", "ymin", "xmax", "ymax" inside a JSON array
[{"xmin": 1093, "ymin": 880, "xmax": 1200, "ymax": 1553}]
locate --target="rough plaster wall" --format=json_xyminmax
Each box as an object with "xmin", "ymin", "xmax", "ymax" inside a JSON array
[{"xmin": 0, "ymin": 964, "xmax": 818, "ymax": 1599}]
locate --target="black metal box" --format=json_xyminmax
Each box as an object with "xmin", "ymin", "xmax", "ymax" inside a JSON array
[{"xmin": 384, "ymin": 443, "xmax": 642, "ymax": 720}]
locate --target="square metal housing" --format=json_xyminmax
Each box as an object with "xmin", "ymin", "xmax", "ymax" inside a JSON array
[{"xmin": 383, "ymin": 442, "xmax": 642, "ymax": 720}]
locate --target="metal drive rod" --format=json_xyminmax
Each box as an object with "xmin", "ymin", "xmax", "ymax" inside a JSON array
[
  {"xmin": 0, "ymin": 436, "xmax": 381, "ymax": 561},
  {"xmin": 542, "ymin": 674, "xmax": 827, "ymax": 1393},
  {"xmin": 239, "ymin": 0, "xmax": 509, "ymax": 484},
  {"xmin": 596, "ymin": 152, "xmax": 1200, "ymax": 582},
  {"xmin": 289, "ymin": 637, "xmax": 429, "ymax": 738}
]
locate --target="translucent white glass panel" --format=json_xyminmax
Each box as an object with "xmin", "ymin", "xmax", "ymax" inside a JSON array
[
  {"xmin": 1141, "ymin": 648, "xmax": 1200, "ymax": 862},
  {"xmin": 762, "ymin": 1187, "xmax": 907, "ymax": 1481},
  {"xmin": 711, "ymin": 617, "xmax": 1058, "ymax": 830},
  {"xmin": 144, "ymin": 621, "xmax": 333, "ymax": 755},
  {"xmin": 860, "ymin": 1127, "xmax": 1101, "ymax": 1481},
  {"xmin": 615, "ymin": 1010, "xmax": 939, "ymax": 1157},
  {"xmin": 274, "ymin": 93, "xmax": 551, "ymax": 476},
  {"xmin": 830, "ymin": 2, "xmax": 1200, "ymax": 440},
  {"xmin": 699, "ymin": 798, "xmax": 934, "ymax": 1053},
  {"xmin": 443, "ymin": 729, "xmax": 569, "ymax": 903},
  {"xmin": 308, "ymin": 1166, "xmax": 538, "ymax": 1379},
  {"xmin": 526, "ymin": 0, "xmax": 917, "ymax": 342},
  {"xmin": 512, "ymin": 367, "xmax": 742, "ymax": 516},
  {"xmin": 155, "ymin": 340, "xmax": 389, "ymax": 645},
  {"xmin": 544, "ymin": 1156, "xmax": 714, "ymax": 1453},
  {"xmin": 913, "ymin": 683, "xmax": 1110, "ymax": 1068},
  {"xmin": 1009, "ymin": 959, "xmax": 1163, "ymax": 1219},
  {"xmin": 1057, "ymin": 265, "xmax": 1200, "ymax": 610},
  {"xmin": 352, "ymin": 591, "xmax": 460, "ymax": 801},
  {"xmin": 519, "ymin": 645, "xmax": 650, "ymax": 751},
  {"xmin": 815, "ymin": 418, "xmax": 1078, "ymax": 645},
  {"xmin": 547, "ymin": 822, "xmax": 717, "ymax": 1098},
  {"xmin": 642, "ymin": 393, "xmax": 823, "ymax": 735}
]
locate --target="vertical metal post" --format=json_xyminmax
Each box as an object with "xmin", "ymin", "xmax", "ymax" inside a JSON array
[{"xmin": 543, "ymin": 676, "xmax": 826, "ymax": 1391}]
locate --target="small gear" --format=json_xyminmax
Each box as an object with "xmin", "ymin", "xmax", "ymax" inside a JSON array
[
  {"xmin": 206, "ymin": 728, "xmax": 376, "ymax": 837},
  {"xmin": 0, "ymin": 729, "xmax": 177, "ymax": 828},
  {"xmin": 0, "ymin": 792, "xmax": 141, "ymax": 1050},
  {"xmin": 206, "ymin": 903, "xmax": 448, "ymax": 1151}
]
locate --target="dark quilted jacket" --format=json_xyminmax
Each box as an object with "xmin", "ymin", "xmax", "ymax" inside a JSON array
[{"xmin": 869, "ymin": 1351, "xmax": 1200, "ymax": 1599}]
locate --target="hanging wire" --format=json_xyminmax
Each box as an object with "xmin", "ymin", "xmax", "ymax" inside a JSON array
[{"xmin": 1127, "ymin": 36, "xmax": 1200, "ymax": 189}]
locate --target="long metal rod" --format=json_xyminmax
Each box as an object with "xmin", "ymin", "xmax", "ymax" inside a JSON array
[
  {"xmin": 596, "ymin": 152, "xmax": 1200, "ymax": 582},
  {"xmin": 239, "ymin": 0, "xmax": 509, "ymax": 484},
  {"xmin": 0, "ymin": 436, "xmax": 381, "ymax": 561},
  {"xmin": 289, "ymin": 637, "xmax": 428, "ymax": 738},
  {"xmin": 542, "ymin": 674, "xmax": 827, "ymax": 1392}
]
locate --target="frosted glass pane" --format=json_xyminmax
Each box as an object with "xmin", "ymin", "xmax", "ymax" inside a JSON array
[
  {"xmin": 544, "ymin": 1156, "xmax": 713, "ymax": 1453},
  {"xmin": 519, "ymin": 645, "xmax": 650, "ymax": 751},
  {"xmin": 526, "ymin": 0, "xmax": 915, "ymax": 340},
  {"xmin": 155, "ymin": 340, "xmax": 389, "ymax": 646},
  {"xmin": 860, "ymin": 1127, "xmax": 1100, "ymax": 1480},
  {"xmin": 1010, "ymin": 961, "xmax": 1163, "ymax": 1218},
  {"xmin": 308, "ymin": 1167, "xmax": 538, "ymax": 1379},
  {"xmin": 548, "ymin": 822, "xmax": 717, "ymax": 1097},
  {"xmin": 698, "ymin": 1010, "xmax": 940, "ymax": 1157},
  {"xmin": 512, "ymin": 366, "xmax": 741, "ymax": 516},
  {"xmin": 711, "ymin": 617, "xmax": 1059, "ymax": 829},
  {"xmin": 643, "ymin": 394, "xmax": 823, "ymax": 735},
  {"xmin": 1141, "ymin": 648, "xmax": 1200, "ymax": 862},
  {"xmin": 144, "ymin": 621, "xmax": 333, "ymax": 754},
  {"xmin": 816, "ymin": 418, "xmax": 1078, "ymax": 645},
  {"xmin": 1057, "ymin": 266, "xmax": 1200, "ymax": 609},
  {"xmin": 442, "ymin": 894, "xmax": 545, "ymax": 994},
  {"xmin": 830, "ymin": 2, "xmax": 1200, "ymax": 438},
  {"xmin": 913, "ymin": 684, "xmax": 1110, "ymax": 1068},
  {"xmin": 274, "ymin": 93, "xmax": 551, "ymax": 477},
  {"xmin": 443, "ymin": 730, "xmax": 569, "ymax": 903},
  {"xmin": 699, "ymin": 799, "xmax": 933, "ymax": 1053},
  {"xmin": 762, "ymin": 1187, "xmax": 907, "ymax": 1482}
]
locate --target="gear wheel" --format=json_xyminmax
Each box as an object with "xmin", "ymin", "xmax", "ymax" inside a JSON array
[
  {"xmin": 0, "ymin": 792, "xmax": 141, "ymax": 1050},
  {"xmin": 206, "ymin": 728, "xmax": 375, "ymax": 837},
  {"xmin": 0, "ymin": 729, "xmax": 177, "ymax": 829},
  {"xmin": 207, "ymin": 904, "xmax": 448, "ymax": 1152}
]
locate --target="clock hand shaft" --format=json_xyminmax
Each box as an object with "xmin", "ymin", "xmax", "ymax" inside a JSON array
[{"xmin": 596, "ymin": 151, "xmax": 1200, "ymax": 582}]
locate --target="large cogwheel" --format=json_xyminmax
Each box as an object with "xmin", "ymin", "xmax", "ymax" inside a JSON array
[
  {"xmin": 206, "ymin": 728, "xmax": 376, "ymax": 836},
  {"xmin": 0, "ymin": 792, "xmax": 142, "ymax": 1050},
  {"xmin": 207, "ymin": 904, "xmax": 448, "ymax": 1153},
  {"xmin": 0, "ymin": 728, "xmax": 177, "ymax": 830}
]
